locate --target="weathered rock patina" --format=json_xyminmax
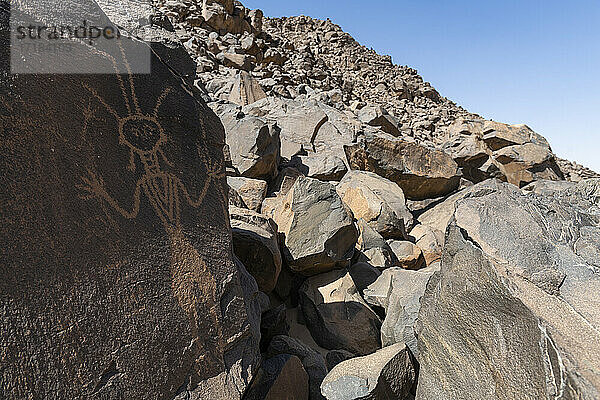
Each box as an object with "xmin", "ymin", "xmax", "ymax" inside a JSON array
[{"xmin": 0, "ymin": 1, "xmax": 260, "ymax": 398}]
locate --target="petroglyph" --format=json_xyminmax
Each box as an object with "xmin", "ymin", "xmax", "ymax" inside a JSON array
[{"xmin": 76, "ymin": 40, "xmax": 227, "ymax": 377}]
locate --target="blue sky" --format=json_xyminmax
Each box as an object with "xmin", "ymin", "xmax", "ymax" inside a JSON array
[{"xmin": 244, "ymin": 0, "xmax": 600, "ymax": 171}]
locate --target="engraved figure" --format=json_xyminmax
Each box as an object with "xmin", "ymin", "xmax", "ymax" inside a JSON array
[{"xmin": 77, "ymin": 42, "xmax": 227, "ymax": 378}]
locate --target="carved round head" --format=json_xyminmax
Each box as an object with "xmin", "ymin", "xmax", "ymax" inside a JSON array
[{"xmin": 119, "ymin": 115, "xmax": 165, "ymax": 153}]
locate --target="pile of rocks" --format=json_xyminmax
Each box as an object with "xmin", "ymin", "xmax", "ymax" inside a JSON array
[
  {"xmin": 156, "ymin": 0, "xmax": 598, "ymax": 182},
  {"xmin": 3, "ymin": 1, "xmax": 599, "ymax": 399}
]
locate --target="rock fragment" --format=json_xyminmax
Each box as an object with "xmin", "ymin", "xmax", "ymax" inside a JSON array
[{"xmin": 299, "ymin": 269, "xmax": 381, "ymax": 355}]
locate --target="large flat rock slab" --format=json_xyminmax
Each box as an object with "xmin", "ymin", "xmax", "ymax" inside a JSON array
[
  {"xmin": 0, "ymin": 2, "xmax": 259, "ymax": 399},
  {"xmin": 416, "ymin": 180, "xmax": 600, "ymax": 400}
]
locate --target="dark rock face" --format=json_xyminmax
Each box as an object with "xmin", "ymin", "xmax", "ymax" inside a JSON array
[
  {"xmin": 267, "ymin": 335, "xmax": 328, "ymax": 400},
  {"xmin": 416, "ymin": 180, "xmax": 600, "ymax": 400},
  {"xmin": 230, "ymin": 206, "xmax": 282, "ymax": 293},
  {"xmin": 0, "ymin": 1, "xmax": 259, "ymax": 399},
  {"xmin": 345, "ymin": 133, "xmax": 461, "ymax": 200},
  {"xmin": 260, "ymin": 304, "xmax": 290, "ymax": 351},
  {"xmin": 325, "ymin": 349, "xmax": 355, "ymax": 370},
  {"xmin": 244, "ymin": 354, "xmax": 310, "ymax": 400}
]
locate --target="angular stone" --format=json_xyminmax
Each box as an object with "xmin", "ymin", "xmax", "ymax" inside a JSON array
[
  {"xmin": 364, "ymin": 266, "xmax": 439, "ymax": 357},
  {"xmin": 0, "ymin": 2, "xmax": 260, "ymax": 397},
  {"xmin": 299, "ymin": 269, "xmax": 382, "ymax": 355},
  {"xmin": 293, "ymin": 153, "xmax": 349, "ymax": 182},
  {"xmin": 409, "ymin": 224, "xmax": 444, "ymax": 266},
  {"xmin": 482, "ymin": 121, "xmax": 531, "ymax": 150},
  {"xmin": 228, "ymin": 71, "xmax": 267, "ymax": 106},
  {"xmin": 345, "ymin": 132, "xmax": 461, "ymax": 200},
  {"xmin": 357, "ymin": 105, "xmax": 402, "ymax": 137},
  {"xmin": 262, "ymin": 48, "xmax": 287, "ymax": 66},
  {"xmin": 337, "ymin": 170, "xmax": 413, "ymax": 239},
  {"xmin": 227, "ymin": 176, "xmax": 268, "ymax": 212},
  {"xmin": 416, "ymin": 180, "xmax": 498, "ymax": 235},
  {"xmin": 244, "ymin": 355, "xmax": 309, "ymax": 400},
  {"xmin": 522, "ymin": 179, "xmax": 576, "ymax": 196},
  {"xmin": 494, "ymin": 142, "xmax": 563, "ymax": 187},
  {"xmin": 248, "ymin": 9, "xmax": 263, "ymax": 33},
  {"xmin": 321, "ymin": 343, "xmax": 416, "ymax": 400},
  {"xmin": 219, "ymin": 52, "xmax": 255, "ymax": 70},
  {"xmin": 271, "ymin": 166, "xmax": 304, "ymax": 197},
  {"xmin": 244, "ymin": 98, "xmax": 359, "ymax": 161},
  {"xmin": 244, "ymin": 98, "xmax": 328, "ymax": 159},
  {"xmin": 230, "ymin": 206, "xmax": 282, "ymax": 293},
  {"xmin": 354, "ymin": 219, "xmax": 399, "ymax": 269},
  {"xmin": 271, "ymin": 177, "xmax": 358, "ymax": 276},
  {"xmin": 388, "ymin": 240, "xmax": 425, "ymax": 270},
  {"xmin": 416, "ymin": 180, "xmax": 600, "ymax": 400},
  {"xmin": 267, "ymin": 335, "xmax": 328, "ymax": 400},
  {"xmin": 444, "ymin": 118, "xmax": 564, "ymax": 187},
  {"xmin": 215, "ymin": 103, "xmax": 280, "ymax": 180}
]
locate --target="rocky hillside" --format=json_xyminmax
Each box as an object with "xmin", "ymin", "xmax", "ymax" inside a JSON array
[
  {"xmin": 159, "ymin": 0, "xmax": 598, "ymax": 181},
  {"xmin": 2, "ymin": 0, "xmax": 599, "ymax": 400}
]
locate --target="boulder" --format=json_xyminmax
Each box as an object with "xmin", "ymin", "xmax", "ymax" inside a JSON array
[
  {"xmin": 244, "ymin": 355, "xmax": 309, "ymax": 400},
  {"xmin": 522, "ymin": 179, "xmax": 576, "ymax": 196},
  {"xmin": 215, "ymin": 103, "xmax": 280, "ymax": 180},
  {"xmin": 243, "ymin": 98, "xmax": 359, "ymax": 161},
  {"xmin": 267, "ymin": 336, "xmax": 328, "ymax": 400},
  {"xmin": 363, "ymin": 266, "xmax": 439, "ymax": 357},
  {"xmin": 299, "ymin": 269, "xmax": 382, "ymax": 355},
  {"xmin": 270, "ymin": 166, "xmax": 304, "ymax": 197},
  {"xmin": 337, "ymin": 170, "xmax": 413, "ymax": 239},
  {"xmin": 416, "ymin": 180, "xmax": 498, "ymax": 235},
  {"xmin": 416, "ymin": 180, "xmax": 600, "ymax": 399},
  {"xmin": 387, "ymin": 240, "xmax": 425, "ymax": 270},
  {"xmin": 357, "ymin": 105, "xmax": 402, "ymax": 137},
  {"xmin": 219, "ymin": 52, "xmax": 255, "ymax": 70},
  {"xmin": 409, "ymin": 224, "xmax": 444, "ymax": 266},
  {"xmin": 262, "ymin": 48, "xmax": 288, "ymax": 66},
  {"xmin": 321, "ymin": 343, "xmax": 416, "ymax": 400},
  {"xmin": 344, "ymin": 132, "xmax": 461, "ymax": 200},
  {"xmin": 523, "ymin": 178, "xmax": 600, "ymax": 206},
  {"xmin": 227, "ymin": 176, "xmax": 268, "ymax": 212},
  {"xmin": 354, "ymin": 219, "xmax": 399, "ymax": 269},
  {"xmin": 444, "ymin": 118, "xmax": 564, "ymax": 186},
  {"xmin": 230, "ymin": 207, "xmax": 282, "ymax": 293},
  {"xmin": 202, "ymin": 0, "xmax": 254, "ymax": 35},
  {"xmin": 0, "ymin": 2, "xmax": 260, "ymax": 398},
  {"xmin": 244, "ymin": 98, "xmax": 328, "ymax": 159},
  {"xmin": 291, "ymin": 153, "xmax": 349, "ymax": 182},
  {"xmin": 228, "ymin": 71, "xmax": 267, "ymax": 106},
  {"xmin": 271, "ymin": 177, "xmax": 358, "ymax": 276},
  {"xmin": 248, "ymin": 9, "xmax": 263, "ymax": 33}
]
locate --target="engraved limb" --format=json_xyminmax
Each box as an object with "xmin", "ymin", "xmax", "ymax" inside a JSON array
[
  {"xmin": 178, "ymin": 152, "xmax": 226, "ymax": 208},
  {"xmin": 77, "ymin": 170, "xmax": 143, "ymax": 220}
]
